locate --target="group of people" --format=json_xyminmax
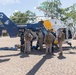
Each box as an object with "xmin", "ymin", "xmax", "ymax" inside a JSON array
[
  {"xmin": 20, "ymin": 29, "xmax": 33, "ymax": 53},
  {"xmin": 20, "ymin": 28, "xmax": 65, "ymax": 56}
]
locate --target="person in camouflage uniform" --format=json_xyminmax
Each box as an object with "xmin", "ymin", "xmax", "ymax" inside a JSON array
[
  {"xmin": 24, "ymin": 29, "xmax": 33, "ymax": 53},
  {"xmin": 58, "ymin": 28, "xmax": 65, "ymax": 55},
  {"xmin": 38, "ymin": 29, "xmax": 44, "ymax": 50},
  {"xmin": 45, "ymin": 30, "xmax": 55, "ymax": 54},
  {"xmin": 20, "ymin": 29, "xmax": 25, "ymax": 53}
]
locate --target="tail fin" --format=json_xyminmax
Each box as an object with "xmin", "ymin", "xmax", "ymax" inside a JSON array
[{"xmin": 0, "ymin": 12, "xmax": 18, "ymax": 37}]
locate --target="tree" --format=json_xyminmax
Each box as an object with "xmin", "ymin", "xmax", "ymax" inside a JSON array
[
  {"xmin": 65, "ymin": 3, "xmax": 76, "ymax": 22},
  {"xmin": 10, "ymin": 10, "xmax": 36, "ymax": 24},
  {"xmin": 24, "ymin": 10, "xmax": 36, "ymax": 23},
  {"xmin": 38, "ymin": 0, "xmax": 62, "ymax": 18}
]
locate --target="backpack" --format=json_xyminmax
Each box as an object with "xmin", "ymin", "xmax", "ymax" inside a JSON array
[
  {"xmin": 25, "ymin": 33, "xmax": 32, "ymax": 41},
  {"xmin": 45, "ymin": 33, "xmax": 53, "ymax": 44}
]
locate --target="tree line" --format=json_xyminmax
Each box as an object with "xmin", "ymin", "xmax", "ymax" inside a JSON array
[{"xmin": 9, "ymin": 0, "xmax": 76, "ymax": 25}]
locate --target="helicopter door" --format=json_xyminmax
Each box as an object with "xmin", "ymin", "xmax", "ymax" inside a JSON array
[
  {"xmin": 63, "ymin": 28, "xmax": 72, "ymax": 39},
  {"xmin": 68, "ymin": 29, "xmax": 72, "ymax": 39}
]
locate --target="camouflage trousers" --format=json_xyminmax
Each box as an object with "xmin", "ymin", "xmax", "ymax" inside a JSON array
[
  {"xmin": 46, "ymin": 43, "xmax": 52, "ymax": 54},
  {"xmin": 58, "ymin": 40, "xmax": 64, "ymax": 52},
  {"xmin": 39, "ymin": 38, "xmax": 43, "ymax": 50},
  {"xmin": 24, "ymin": 40, "xmax": 31, "ymax": 53}
]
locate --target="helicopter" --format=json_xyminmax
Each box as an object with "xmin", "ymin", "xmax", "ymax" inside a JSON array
[{"xmin": 0, "ymin": 12, "xmax": 73, "ymax": 50}]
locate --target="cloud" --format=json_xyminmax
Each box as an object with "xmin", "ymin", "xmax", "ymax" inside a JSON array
[
  {"xmin": 0, "ymin": 0, "xmax": 20, "ymax": 5},
  {"xmin": 14, "ymin": 10, "xmax": 19, "ymax": 12}
]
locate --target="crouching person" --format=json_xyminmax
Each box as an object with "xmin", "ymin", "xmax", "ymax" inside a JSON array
[
  {"xmin": 45, "ymin": 30, "xmax": 55, "ymax": 54},
  {"xmin": 24, "ymin": 29, "xmax": 33, "ymax": 53}
]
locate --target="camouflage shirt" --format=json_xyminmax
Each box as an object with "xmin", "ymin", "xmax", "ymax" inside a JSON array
[{"xmin": 45, "ymin": 33, "xmax": 55, "ymax": 45}]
